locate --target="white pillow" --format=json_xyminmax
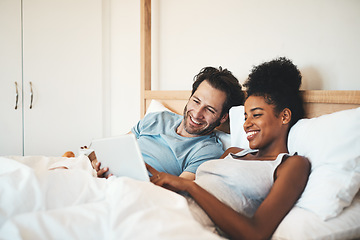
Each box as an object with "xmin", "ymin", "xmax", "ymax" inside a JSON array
[
  {"xmin": 272, "ymin": 193, "xmax": 360, "ymax": 240},
  {"xmin": 145, "ymin": 100, "xmax": 230, "ymax": 150},
  {"xmin": 229, "ymin": 106, "xmax": 248, "ymax": 149},
  {"xmin": 289, "ymin": 107, "xmax": 360, "ymax": 220},
  {"xmin": 145, "ymin": 99, "xmax": 173, "ymax": 116}
]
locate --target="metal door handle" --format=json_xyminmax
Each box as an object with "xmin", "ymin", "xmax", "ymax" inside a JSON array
[
  {"xmin": 30, "ymin": 82, "xmax": 33, "ymax": 109},
  {"xmin": 15, "ymin": 82, "xmax": 19, "ymax": 110}
]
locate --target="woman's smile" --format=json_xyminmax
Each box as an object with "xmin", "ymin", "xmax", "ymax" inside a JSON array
[{"xmin": 246, "ymin": 130, "xmax": 259, "ymax": 141}]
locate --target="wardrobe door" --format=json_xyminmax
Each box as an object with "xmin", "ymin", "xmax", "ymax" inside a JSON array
[
  {"xmin": 0, "ymin": 0, "xmax": 23, "ymax": 155},
  {"xmin": 22, "ymin": 0, "xmax": 103, "ymax": 156}
]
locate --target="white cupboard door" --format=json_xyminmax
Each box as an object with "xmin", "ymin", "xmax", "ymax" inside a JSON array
[
  {"xmin": 22, "ymin": 0, "xmax": 103, "ymax": 156},
  {"xmin": 0, "ymin": 0, "xmax": 23, "ymax": 156}
]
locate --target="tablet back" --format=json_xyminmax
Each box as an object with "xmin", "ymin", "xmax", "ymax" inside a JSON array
[{"xmin": 90, "ymin": 134, "xmax": 149, "ymax": 181}]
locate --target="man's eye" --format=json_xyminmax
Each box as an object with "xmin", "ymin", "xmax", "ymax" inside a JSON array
[
  {"xmin": 254, "ymin": 114, "xmax": 262, "ymax": 118},
  {"xmin": 207, "ymin": 108, "xmax": 215, "ymax": 114},
  {"xmin": 193, "ymin": 99, "xmax": 200, "ymax": 104}
]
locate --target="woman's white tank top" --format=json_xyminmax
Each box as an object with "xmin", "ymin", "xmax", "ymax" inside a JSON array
[{"xmin": 195, "ymin": 149, "xmax": 288, "ymax": 217}]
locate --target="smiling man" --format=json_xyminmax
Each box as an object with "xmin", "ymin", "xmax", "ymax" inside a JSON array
[
  {"xmin": 129, "ymin": 67, "xmax": 244, "ymax": 180},
  {"xmin": 177, "ymin": 80, "xmax": 228, "ymax": 137},
  {"xmin": 97, "ymin": 67, "xmax": 243, "ymax": 181}
]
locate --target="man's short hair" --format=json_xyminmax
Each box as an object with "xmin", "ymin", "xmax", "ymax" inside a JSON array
[{"xmin": 192, "ymin": 66, "xmax": 245, "ymax": 116}]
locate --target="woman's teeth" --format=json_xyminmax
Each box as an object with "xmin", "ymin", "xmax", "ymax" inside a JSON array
[{"xmin": 247, "ymin": 131, "xmax": 257, "ymax": 137}]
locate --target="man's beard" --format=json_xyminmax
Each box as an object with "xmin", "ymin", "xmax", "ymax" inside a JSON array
[{"xmin": 183, "ymin": 106, "xmax": 221, "ymax": 136}]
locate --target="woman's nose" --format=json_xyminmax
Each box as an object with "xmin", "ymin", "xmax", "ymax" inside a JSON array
[{"xmin": 243, "ymin": 117, "xmax": 252, "ymax": 129}]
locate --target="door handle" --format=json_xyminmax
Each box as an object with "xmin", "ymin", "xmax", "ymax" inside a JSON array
[
  {"xmin": 29, "ymin": 82, "xmax": 33, "ymax": 109},
  {"xmin": 15, "ymin": 82, "xmax": 19, "ymax": 110}
]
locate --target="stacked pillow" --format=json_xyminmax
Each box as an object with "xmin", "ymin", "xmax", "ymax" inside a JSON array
[
  {"xmin": 229, "ymin": 106, "xmax": 247, "ymax": 149},
  {"xmin": 288, "ymin": 107, "xmax": 360, "ymax": 220},
  {"xmin": 229, "ymin": 106, "xmax": 360, "ymax": 220}
]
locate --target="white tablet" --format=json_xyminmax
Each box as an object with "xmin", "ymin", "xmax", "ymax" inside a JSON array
[{"xmin": 90, "ymin": 134, "xmax": 149, "ymax": 181}]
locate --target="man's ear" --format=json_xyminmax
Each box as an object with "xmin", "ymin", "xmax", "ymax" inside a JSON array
[
  {"xmin": 281, "ymin": 108, "xmax": 292, "ymax": 125},
  {"xmin": 220, "ymin": 113, "xmax": 229, "ymax": 124}
]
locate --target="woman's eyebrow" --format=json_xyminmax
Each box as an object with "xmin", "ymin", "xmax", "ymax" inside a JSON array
[{"xmin": 250, "ymin": 107, "xmax": 264, "ymax": 112}]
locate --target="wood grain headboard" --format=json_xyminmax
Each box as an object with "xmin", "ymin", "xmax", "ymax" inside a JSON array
[{"xmin": 140, "ymin": 0, "xmax": 360, "ymax": 132}]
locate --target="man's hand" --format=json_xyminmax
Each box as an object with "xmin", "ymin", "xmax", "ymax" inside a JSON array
[{"xmin": 84, "ymin": 147, "xmax": 113, "ymax": 178}]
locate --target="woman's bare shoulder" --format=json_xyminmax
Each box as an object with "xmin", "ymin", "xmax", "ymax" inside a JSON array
[
  {"xmin": 278, "ymin": 154, "xmax": 311, "ymax": 179},
  {"xmin": 286, "ymin": 154, "xmax": 310, "ymax": 167}
]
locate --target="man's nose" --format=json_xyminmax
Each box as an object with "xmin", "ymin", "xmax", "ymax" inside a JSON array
[{"xmin": 192, "ymin": 106, "xmax": 205, "ymax": 119}]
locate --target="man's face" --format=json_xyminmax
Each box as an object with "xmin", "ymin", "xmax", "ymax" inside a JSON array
[{"xmin": 180, "ymin": 80, "xmax": 228, "ymax": 137}]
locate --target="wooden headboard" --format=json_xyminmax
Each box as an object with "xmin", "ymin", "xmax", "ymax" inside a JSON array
[
  {"xmin": 143, "ymin": 90, "xmax": 360, "ymax": 117},
  {"xmin": 140, "ymin": 0, "xmax": 360, "ymax": 132}
]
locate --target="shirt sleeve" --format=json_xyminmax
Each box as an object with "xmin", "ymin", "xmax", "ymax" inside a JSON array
[
  {"xmin": 131, "ymin": 114, "xmax": 150, "ymax": 138},
  {"xmin": 183, "ymin": 142, "xmax": 224, "ymax": 174},
  {"xmin": 131, "ymin": 121, "xmax": 141, "ymax": 138},
  {"xmin": 131, "ymin": 112, "xmax": 162, "ymax": 138}
]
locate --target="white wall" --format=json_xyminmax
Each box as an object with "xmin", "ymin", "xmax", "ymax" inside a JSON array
[
  {"xmin": 108, "ymin": 0, "xmax": 360, "ymax": 136},
  {"xmin": 152, "ymin": 0, "xmax": 360, "ymax": 90},
  {"xmin": 106, "ymin": 0, "xmax": 141, "ymax": 136}
]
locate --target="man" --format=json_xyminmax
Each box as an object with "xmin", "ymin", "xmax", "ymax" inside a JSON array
[{"xmin": 94, "ymin": 67, "xmax": 244, "ymax": 180}]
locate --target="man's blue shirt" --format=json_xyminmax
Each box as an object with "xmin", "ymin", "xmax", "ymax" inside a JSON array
[{"xmin": 131, "ymin": 111, "xmax": 223, "ymax": 176}]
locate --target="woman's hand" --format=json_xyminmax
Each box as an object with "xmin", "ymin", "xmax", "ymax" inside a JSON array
[{"xmin": 146, "ymin": 164, "xmax": 193, "ymax": 193}]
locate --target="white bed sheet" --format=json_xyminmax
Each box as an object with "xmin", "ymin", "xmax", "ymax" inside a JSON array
[
  {"xmin": 272, "ymin": 193, "xmax": 360, "ymax": 240},
  {"xmin": 0, "ymin": 156, "xmax": 222, "ymax": 240},
  {"xmin": 2, "ymin": 155, "xmax": 359, "ymax": 240}
]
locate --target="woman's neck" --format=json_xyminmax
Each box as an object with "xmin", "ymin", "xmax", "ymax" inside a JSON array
[{"xmin": 255, "ymin": 138, "xmax": 288, "ymax": 160}]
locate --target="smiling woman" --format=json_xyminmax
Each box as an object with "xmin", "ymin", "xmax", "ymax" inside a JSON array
[
  {"xmin": 240, "ymin": 57, "xmax": 305, "ymax": 156},
  {"xmin": 243, "ymin": 96, "xmax": 291, "ymax": 152}
]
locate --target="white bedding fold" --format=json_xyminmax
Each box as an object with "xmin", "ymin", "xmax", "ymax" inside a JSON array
[{"xmin": 0, "ymin": 156, "xmax": 222, "ymax": 240}]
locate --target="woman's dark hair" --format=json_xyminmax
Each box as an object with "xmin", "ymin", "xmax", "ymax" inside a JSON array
[
  {"xmin": 244, "ymin": 57, "xmax": 305, "ymax": 128},
  {"xmin": 192, "ymin": 66, "xmax": 245, "ymax": 116}
]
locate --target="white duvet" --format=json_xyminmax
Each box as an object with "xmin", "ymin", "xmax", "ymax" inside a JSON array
[{"xmin": 0, "ymin": 156, "xmax": 222, "ymax": 240}]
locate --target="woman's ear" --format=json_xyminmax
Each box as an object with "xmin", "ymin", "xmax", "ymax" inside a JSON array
[{"xmin": 281, "ymin": 108, "xmax": 292, "ymax": 125}]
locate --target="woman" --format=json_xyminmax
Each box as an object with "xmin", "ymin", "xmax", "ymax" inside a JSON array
[{"xmin": 146, "ymin": 57, "xmax": 311, "ymax": 240}]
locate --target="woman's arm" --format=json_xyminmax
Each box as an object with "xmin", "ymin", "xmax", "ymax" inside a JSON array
[
  {"xmin": 147, "ymin": 155, "xmax": 310, "ymax": 240},
  {"xmin": 179, "ymin": 171, "xmax": 196, "ymax": 180}
]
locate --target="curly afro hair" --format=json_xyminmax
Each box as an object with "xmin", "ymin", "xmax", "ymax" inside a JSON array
[{"xmin": 244, "ymin": 57, "xmax": 305, "ymax": 128}]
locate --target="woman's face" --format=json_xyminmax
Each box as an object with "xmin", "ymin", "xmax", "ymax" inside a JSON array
[{"xmin": 243, "ymin": 96, "xmax": 284, "ymax": 150}]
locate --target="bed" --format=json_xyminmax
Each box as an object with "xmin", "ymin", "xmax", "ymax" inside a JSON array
[
  {"xmin": 1, "ymin": 1, "xmax": 360, "ymax": 239},
  {"xmin": 1, "ymin": 92, "xmax": 359, "ymax": 240}
]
